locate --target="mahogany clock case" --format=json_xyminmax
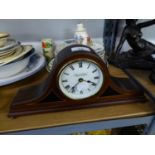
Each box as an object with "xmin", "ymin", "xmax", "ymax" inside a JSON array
[
  {"xmin": 51, "ymin": 44, "xmax": 110, "ymax": 100},
  {"xmin": 8, "ymin": 45, "xmax": 146, "ymax": 118}
]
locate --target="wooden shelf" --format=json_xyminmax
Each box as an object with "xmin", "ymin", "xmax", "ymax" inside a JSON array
[
  {"xmin": 125, "ymin": 69, "xmax": 155, "ymax": 101},
  {"xmin": 0, "ymin": 65, "xmax": 155, "ymax": 133}
]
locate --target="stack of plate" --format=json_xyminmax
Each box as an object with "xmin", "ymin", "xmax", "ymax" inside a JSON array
[{"xmin": 0, "ymin": 33, "xmax": 45, "ymax": 86}]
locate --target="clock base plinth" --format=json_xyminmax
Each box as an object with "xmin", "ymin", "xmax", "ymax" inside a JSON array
[{"xmin": 8, "ymin": 77, "xmax": 146, "ymax": 118}]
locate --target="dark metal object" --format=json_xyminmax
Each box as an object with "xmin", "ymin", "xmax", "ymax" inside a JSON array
[{"xmin": 110, "ymin": 19, "xmax": 155, "ymax": 69}]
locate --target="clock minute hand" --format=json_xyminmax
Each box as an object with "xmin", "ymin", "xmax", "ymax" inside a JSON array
[
  {"xmin": 71, "ymin": 81, "xmax": 80, "ymax": 93},
  {"xmin": 70, "ymin": 78, "xmax": 84, "ymax": 93}
]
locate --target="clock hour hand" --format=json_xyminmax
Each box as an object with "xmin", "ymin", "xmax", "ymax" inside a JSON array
[
  {"xmin": 83, "ymin": 79, "xmax": 97, "ymax": 86},
  {"xmin": 87, "ymin": 80, "xmax": 97, "ymax": 86}
]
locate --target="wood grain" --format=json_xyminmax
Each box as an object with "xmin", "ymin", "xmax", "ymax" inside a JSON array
[
  {"xmin": 0, "ymin": 66, "xmax": 155, "ymax": 133},
  {"xmin": 9, "ymin": 45, "xmax": 145, "ymax": 117},
  {"xmin": 125, "ymin": 69, "xmax": 155, "ymax": 99}
]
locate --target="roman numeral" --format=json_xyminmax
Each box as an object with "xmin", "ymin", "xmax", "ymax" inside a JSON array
[
  {"xmin": 65, "ymin": 85, "xmax": 70, "ymax": 90},
  {"xmin": 70, "ymin": 65, "xmax": 74, "ymax": 70},
  {"xmin": 62, "ymin": 80, "xmax": 68, "ymax": 83},
  {"xmin": 64, "ymin": 72, "xmax": 69, "ymax": 75},
  {"xmin": 92, "ymin": 83, "xmax": 97, "ymax": 86},
  {"xmin": 94, "ymin": 76, "xmax": 99, "ymax": 79},
  {"xmin": 80, "ymin": 90, "xmax": 83, "ymax": 94},
  {"xmin": 92, "ymin": 69, "xmax": 97, "ymax": 73},
  {"xmin": 87, "ymin": 63, "xmax": 91, "ymax": 69},
  {"xmin": 79, "ymin": 61, "xmax": 82, "ymax": 68}
]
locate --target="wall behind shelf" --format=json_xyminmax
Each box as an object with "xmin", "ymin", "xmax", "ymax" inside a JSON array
[{"xmin": 0, "ymin": 19, "xmax": 104, "ymax": 41}]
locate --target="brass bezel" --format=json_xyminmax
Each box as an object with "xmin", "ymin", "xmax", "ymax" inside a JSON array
[{"xmin": 57, "ymin": 58, "xmax": 105, "ymax": 100}]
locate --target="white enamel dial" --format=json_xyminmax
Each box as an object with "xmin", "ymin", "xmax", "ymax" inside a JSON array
[{"xmin": 58, "ymin": 59, "xmax": 104, "ymax": 100}]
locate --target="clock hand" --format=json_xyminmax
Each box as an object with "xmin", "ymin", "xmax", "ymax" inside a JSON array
[
  {"xmin": 71, "ymin": 81, "xmax": 80, "ymax": 93},
  {"xmin": 71, "ymin": 85, "xmax": 77, "ymax": 93},
  {"xmin": 70, "ymin": 78, "xmax": 84, "ymax": 93},
  {"xmin": 83, "ymin": 79, "xmax": 97, "ymax": 86},
  {"xmin": 87, "ymin": 80, "xmax": 97, "ymax": 86}
]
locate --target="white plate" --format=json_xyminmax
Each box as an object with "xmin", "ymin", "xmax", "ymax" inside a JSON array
[
  {"xmin": 91, "ymin": 42, "xmax": 104, "ymax": 53},
  {"xmin": 0, "ymin": 39, "xmax": 19, "ymax": 52},
  {"xmin": 56, "ymin": 39, "xmax": 105, "ymax": 55},
  {"xmin": 0, "ymin": 53, "xmax": 45, "ymax": 86},
  {"xmin": 47, "ymin": 41, "xmax": 106, "ymax": 72},
  {"xmin": 54, "ymin": 40, "xmax": 106, "ymax": 64}
]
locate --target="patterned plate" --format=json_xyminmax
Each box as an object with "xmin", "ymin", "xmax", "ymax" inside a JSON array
[
  {"xmin": 0, "ymin": 45, "xmax": 33, "ymax": 66},
  {"xmin": 0, "ymin": 39, "xmax": 20, "ymax": 52},
  {"xmin": 0, "ymin": 45, "xmax": 20, "ymax": 58}
]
